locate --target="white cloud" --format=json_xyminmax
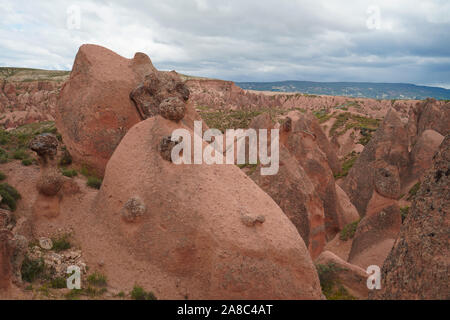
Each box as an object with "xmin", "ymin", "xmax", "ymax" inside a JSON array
[{"xmin": 0, "ymin": 0, "xmax": 448, "ymax": 86}]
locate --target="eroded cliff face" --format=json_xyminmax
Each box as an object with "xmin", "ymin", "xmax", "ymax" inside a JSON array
[{"xmin": 371, "ymin": 135, "xmax": 449, "ymax": 300}]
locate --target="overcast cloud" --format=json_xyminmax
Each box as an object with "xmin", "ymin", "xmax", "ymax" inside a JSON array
[{"xmin": 0, "ymin": 0, "xmax": 449, "ymax": 87}]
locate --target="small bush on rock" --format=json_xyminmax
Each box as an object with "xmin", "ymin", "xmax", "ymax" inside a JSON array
[
  {"xmin": 131, "ymin": 285, "xmax": 157, "ymax": 300},
  {"xmin": 339, "ymin": 219, "xmax": 360, "ymax": 241},
  {"xmin": 0, "ymin": 182, "xmax": 21, "ymax": 211}
]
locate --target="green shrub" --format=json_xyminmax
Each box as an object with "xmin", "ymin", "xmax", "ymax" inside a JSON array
[
  {"xmin": 0, "ymin": 171, "xmax": 6, "ymax": 181},
  {"xmin": 62, "ymin": 169, "xmax": 77, "ymax": 178},
  {"xmin": 65, "ymin": 289, "xmax": 83, "ymax": 300},
  {"xmin": 87, "ymin": 177, "xmax": 102, "ymax": 189},
  {"xmin": 85, "ymin": 286, "xmax": 107, "ymax": 297},
  {"xmin": 51, "ymin": 234, "xmax": 71, "ymax": 252},
  {"xmin": 21, "ymin": 257, "xmax": 46, "ymax": 282},
  {"xmin": 12, "ymin": 149, "xmax": 30, "ymax": 160},
  {"xmin": 334, "ymin": 152, "xmax": 358, "ymax": 179},
  {"xmin": 50, "ymin": 277, "xmax": 67, "ymax": 289},
  {"xmin": 131, "ymin": 285, "xmax": 157, "ymax": 300},
  {"xmin": 339, "ymin": 219, "xmax": 360, "ymax": 241},
  {"xmin": 316, "ymin": 263, "xmax": 356, "ymax": 300},
  {"xmin": 21, "ymin": 159, "xmax": 33, "ymax": 166},
  {"xmin": 0, "ymin": 148, "xmax": 8, "ymax": 163},
  {"xmin": 0, "ymin": 182, "xmax": 21, "ymax": 211},
  {"xmin": 87, "ymin": 272, "xmax": 107, "ymax": 287}
]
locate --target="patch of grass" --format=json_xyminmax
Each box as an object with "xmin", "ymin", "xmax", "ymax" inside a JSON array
[
  {"xmin": 12, "ymin": 149, "xmax": 30, "ymax": 160},
  {"xmin": 0, "ymin": 182, "xmax": 21, "ymax": 211},
  {"xmin": 0, "ymin": 148, "xmax": 8, "ymax": 163},
  {"xmin": 21, "ymin": 257, "xmax": 46, "ymax": 282},
  {"xmin": 49, "ymin": 277, "xmax": 67, "ymax": 289},
  {"xmin": 51, "ymin": 234, "xmax": 72, "ymax": 252},
  {"xmin": 358, "ymin": 127, "xmax": 375, "ymax": 146},
  {"xmin": 329, "ymin": 113, "xmax": 380, "ymax": 137},
  {"xmin": 0, "ymin": 121, "xmax": 58, "ymax": 163},
  {"xmin": 0, "ymin": 171, "xmax": 6, "ymax": 181},
  {"xmin": 407, "ymin": 182, "xmax": 421, "ymax": 200},
  {"xmin": 61, "ymin": 168, "xmax": 77, "ymax": 178},
  {"xmin": 327, "ymin": 284, "xmax": 357, "ymax": 300},
  {"xmin": 198, "ymin": 109, "xmax": 264, "ymax": 133},
  {"xmin": 21, "ymin": 159, "xmax": 33, "ymax": 166},
  {"xmin": 117, "ymin": 291, "xmax": 125, "ymax": 298},
  {"xmin": 38, "ymin": 284, "xmax": 50, "ymax": 297},
  {"xmin": 316, "ymin": 263, "xmax": 356, "ymax": 300},
  {"xmin": 339, "ymin": 219, "xmax": 360, "ymax": 241},
  {"xmin": 334, "ymin": 152, "xmax": 358, "ymax": 180},
  {"xmin": 85, "ymin": 286, "xmax": 107, "ymax": 297},
  {"xmin": 87, "ymin": 272, "xmax": 107, "ymax": 287},
  {"xmin": 87, "ymin": 177, "xmax": 102, "ymax": 189},
  {"xmin": 313, "ymin": 109, "xmax": 333, "ymax": 123},
  {"xmin": 400, "ymin": 206, "xmax": 410, "ymax": 223},
  {"xmin": 65, "ymin": 289, "xmax": 83, "ymax": 300},
  {"xmin": 130, "ymin": 285, "xmax": 157, "ymax": 300}
]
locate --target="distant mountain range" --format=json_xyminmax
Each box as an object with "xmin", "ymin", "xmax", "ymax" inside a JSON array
[{"xmin": 236, "ymin": 81, "xmax": 450, "ymax": 100}]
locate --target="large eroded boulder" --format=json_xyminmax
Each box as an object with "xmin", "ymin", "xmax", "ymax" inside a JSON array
[
  {"xmin": 56, "ymin": 44, "xmax": 156, "ymax": 176},
  {"xmin": 93, "ymin": 115, "xmax": 323, "ymax": 299}
]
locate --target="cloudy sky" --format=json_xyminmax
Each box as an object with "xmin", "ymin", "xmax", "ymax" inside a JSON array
[{"xmin": 1, "ymin": 0, "xmax": 449, "ymax": 87}]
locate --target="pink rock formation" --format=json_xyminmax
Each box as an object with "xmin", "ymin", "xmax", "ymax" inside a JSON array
[
  {"xmin": 348, "ymin": 204, "xmax": 402, "ymax": 269},
  {"xmin": 56, "ymin": 44, "xmax": 156, "ymax": 176},
  {"xmin": 93, "ymin": 115, "xmax": 323, "ymax": 299},
  {"xmin": 406, "ymin": 129, "xmax": 444, "ymax": 184},
  {"xmin": 342, "ymin": 109, "xmax": 409, "ymax": 216},
  {"xmin": 283, "ymin": 111, "xmax": 344, "ymax": 239},
  {"xmin": 372, "ymin": 135, "xmax": 449, "ymax": 300},
  {"xmin": 315, "ymin": 251, "xmax": 369, "ymax": 299}
]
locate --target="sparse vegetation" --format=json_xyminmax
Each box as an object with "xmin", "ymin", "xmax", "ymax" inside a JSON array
[
  {"xmin": 329, "ymin": 112, "xmax": 380, "ymax": 137},
  {"xmin": 334, "ymin": 152, "xmax": 358, "ymax": 179},
  {"xmin": 21, "ymin": 159, "xmax": 33, "ymax": 166},
  {"xmin": 87, "ymin": 177, "xmax": 102, "ymax": 189},
  {"xmin": 21, "ymin": 257, "xmax": 46, "ymax": 283},
  {"xmin": 61, "ymin": 168, "xmax": 78, "ymax": 178},
  {"xmin": 0, "ymin": 182, "xmax": 21, "ymax": 211},
  {"xmin": 0, "ymin": 121, "xmax": 58, "ymax": 164},
  {"xmin": 339, "ymin": 219, "xmax": 360, "ymax": 241},
  {"xmin": 313, "ymin": 109, "xmax": 333, "ymax": 123},
  {"xmin": 87, "ymin": 272, "xmax": 107, "ymax": 287},
  {"xmin": 0, "ymin": 171, "xmax": 6, "ymax": 181},
  {"xmin": 65, "ymin": 289, "xmax": 83, "ymax": 300},
  {"xmin": 407, "ymin": 182, "xmax": 421, "ymax": 200},
  {"xmin": 400, "ymin": 206, "xmax": 410, "ymax": 223},
  {"xmin": 49, "ymin": 277, "xmax": 67, "ymax": 289},
  {"xmin": 316, "ymin": 262, "xmax": 356, "ymax": 300},
  {"xmin": 198, "ymin": 108, "xmax": 263, "ymax": 133},
  {"xmin": 131, "ymin": 285, "xmax": 157, "ymax": 300},
  {"xmin": 51, "ymin": 233, "xmax": 72, "ymax": 252}
]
